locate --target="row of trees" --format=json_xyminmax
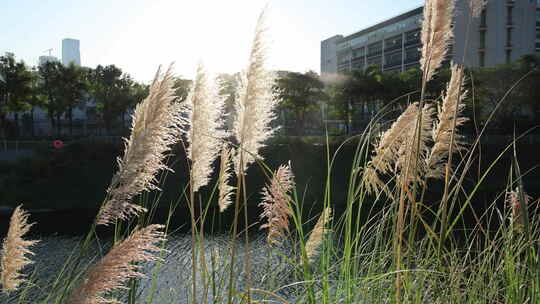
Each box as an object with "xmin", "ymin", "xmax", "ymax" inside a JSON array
[
  {"xmin": 2, "ymin": 53, "xmax": 539, "ymax": 138},
  {"xmin": 277, "ymin": 54, "xmax": 540, "ymax": 135},
  {"xmin": 0, "ymin": 55, "xmax": 153, "ymax": 137}
]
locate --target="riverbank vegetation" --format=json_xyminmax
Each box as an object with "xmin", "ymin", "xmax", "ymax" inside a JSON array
[{"xmin": 1, "ymin": 0, "xmax": 540, "ymax": 303}]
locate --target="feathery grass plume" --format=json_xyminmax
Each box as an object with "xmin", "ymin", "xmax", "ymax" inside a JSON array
[
  {"xmin": 218, "ymin": 144, "xmax": 234, "ymax": 212},
  {"xmin": 427, "ymin": 65, "xmax": 468, "ymax": 179},
  {"xmin": 470, "ymin": 0, "xmax": 487, "ymax": 18},
  {"xmin": 259, "ymin": 162, "xmax": 295, "ymax": 245},
  {"xmin": 420, "ymin": 0, "xmax": 455, "ymax": 82},
  {"xmin": 97, "ymin": 66, "xmax": 183, "ymax": 226},
  {"xmin": 506, "ymin": 188, "xmax": 532, "ymax": 233},
  {"xmin": 396, "ymin": 104, "xmax": 435, "ymax": 186},
  {"xmin": 66, "ymin": 225, "xmax": 165, "ymax": 304},
  {"xmin": 233, "ymin": 9, "xmax": 279, "ymax": 173},
  {"xmin": 184, "ymin": 64, "xmax": 227, "ymax": 192},
  {"xmin": 305, "ymin": 207, "xmax": 332, "ymax": 263},
  {"xmin": 364, "ymin": 103, "xmax": 422, "ymax": 194},
  {"xmin": 0, "ymin": 205, "xmax": 39, "ymax": 293}
]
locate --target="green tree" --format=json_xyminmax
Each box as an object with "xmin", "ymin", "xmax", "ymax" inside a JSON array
[
  {"xmin": 0, "ymin": 55, "xmax": 33, "ymax": 137},
  {"xmin": 57, "ymin": 63, "xmax": 87, "ymax": 135},
  {"xmin": 90, "ymin": 65, "xmax": 125, "ymax": 133},
  {"xmin": 38, "ymin": 61, "xmax": 66, "ymax": 135},
  {"xmin": 276, "ymin": 71, "xmax": 326, "ymax": 135}
]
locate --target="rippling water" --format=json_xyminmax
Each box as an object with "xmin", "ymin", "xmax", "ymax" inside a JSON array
[{"xmin": 0, "ymin": 232, "xmax": 300, "ymax": 303}]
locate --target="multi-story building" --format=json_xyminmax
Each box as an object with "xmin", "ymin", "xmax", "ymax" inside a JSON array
[
  {"xmin": 62, "ymin": 38, "xmax": 81, "ymax": 66},
  {"xmin": 38, "ymin": 55, "xmax": 59, "ymax": 66},
  {"xmin": 321, "ymin": 0, "xmax": 540, "ymax": 76}
]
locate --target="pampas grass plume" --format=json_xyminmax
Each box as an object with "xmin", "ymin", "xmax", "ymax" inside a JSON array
[
  {"xmin": 0, "ymin": 205, "xmax": 39, "ymax": 293},
  {"xmin": 233, "ymin": 9, "xmax": 279, "ymax": 173},
  {"xmin": 305, "ymin": 207, "xmax": 332, "ymax": 263},
  {"xmin": 66, "ymin": 225, "xmax": 166, "ymax": 304},
  {"xmin": 218, "ymin": 144, "xmax": 234, "ymax": 212},
  {"xmin": 97, "ymin": 66, "xmax": 183, "ymax": 226},
  {"xmin": 396, "ymin": 104, "xmax": 434, "ymax": 186},
  {"xmin": 420, "ymin": 0, "xmax": 455, "ymax": 82},
  {"xmin": 259, "ymin": 162, "xmax": 295, "ymax": 245},
  {"xmin": 184, "ymin": 63, "xmax": 227, "ymax": 193},
  {"xmin": 427, "ymin": 64, "xmax": 468, "ymax": 179},
  {"xmin": 365, "ymin": 103, "xmax": 429, "ymax": 193}
]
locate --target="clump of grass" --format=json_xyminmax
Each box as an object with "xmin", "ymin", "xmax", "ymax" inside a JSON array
[{"xmin": 7, "ymin": 1, "xmax": 540, "ymax": 304}]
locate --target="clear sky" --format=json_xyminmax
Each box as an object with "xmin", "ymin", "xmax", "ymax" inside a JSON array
[{"xmin": 0, "ymin": 0, "xmax": 424, "ymax": 83}]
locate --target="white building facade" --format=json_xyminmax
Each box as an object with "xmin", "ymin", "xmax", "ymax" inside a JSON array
[{"xmin": 62, "ymin": 38, "xmax": 81, "ymax": 66}]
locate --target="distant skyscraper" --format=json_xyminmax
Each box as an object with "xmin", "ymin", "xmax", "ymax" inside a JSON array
[
  {"xmin": 62, "ymin": 38, "xmax": 81, "ymax": 66},
  {"xmin": 39, "ymin": 55, "xmax": 59, "ymax": 65}
]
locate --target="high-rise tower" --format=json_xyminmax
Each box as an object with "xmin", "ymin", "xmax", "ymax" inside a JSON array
[{"xmin": 62, "ymin": 38, "xmax": 81, "ymax": 66}]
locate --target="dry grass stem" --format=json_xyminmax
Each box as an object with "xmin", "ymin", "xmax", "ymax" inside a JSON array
[
  {"xmin": 305, "ymin": 207, "xmax": 332, "ymax": 263},
  {"xmin": 0, "ymin": 205, "xmax": 39, "ymax": 293},
  {"xmin": 233, "ymin": 9, "xmax": 279, "ymax": 173},
  {"xmin": 218, "ymin": 144, "xmax": 235, "ymax": 212},
  {"xmin": 427, "ymin": 64, "xmax": 468, "ymax": 179},
  {"xmin": 420, "ymin": 0, "xmax": 455, "ymax": 82},
  {"xmin": 66, "ymin": 225, "xmax": 166, "ymax": 304},
  {"xmin": 184, "ymin": 64, "xmax": 227, "ymax": 192},
  {"xmin": 259, "ymin": 162, "xmax": 295, "ymax": 245},
  {"xmin": 97, "ymin": 66, "xmax": 183, "ymax": 226}
]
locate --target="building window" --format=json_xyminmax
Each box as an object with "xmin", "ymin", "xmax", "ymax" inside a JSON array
[
  {"xmin": 367, "ymin": 56, "xmax": 382, "ymax": 67},
  {"xmin": 405, "ymin": 30, "xmax": 421, "ymax": 46},
  {"xmin": 384, "ymin": 35, "xmax": 402, "ymax": 52},
  {"xmin": 479, "ymin": 52, "xmax": 485, "ymax": 67},
  {"xmin": 536, "ymin": 30, "xmax": 540, "ymax": 50},
  {"xmin": 480, "ymin": 9, "xmax": 487, "ymax": 27},
  {"xmin": 480, "ymin": 31, "xmax": 486, "ymax": 49},
  {"xmin": 507, "ymin": 6, "xmax": 513, "ymax": 25},
  {"xmin": 367, "ymin": 42, "xmax": 383, "ymax": 56},
  {"xmin": 352, "ymin": 47, "xmax": 365, "ymax": 59},
  {"xmin": 405, "ymin": 47, "xmax": 421, "ymax": 63},
  {"xmin": 384, "ymin": 52, "xmax": 402, "ymax": 68}
]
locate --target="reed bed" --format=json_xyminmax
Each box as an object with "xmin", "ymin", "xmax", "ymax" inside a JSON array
[{"xmin": 1, "ymin": 0, "xmax": 539, "ymax": 303}]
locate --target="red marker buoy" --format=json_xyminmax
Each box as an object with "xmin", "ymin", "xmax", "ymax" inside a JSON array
[{"xmin": 53, "ymin": 140, "xmax": 64, "ymax": 149}]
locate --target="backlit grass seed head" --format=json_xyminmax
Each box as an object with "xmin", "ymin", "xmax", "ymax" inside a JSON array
[
  {"xmin": 363, "ymin": 103, "xmax": 433, "ymax": 194},
  {"xmin": 259, "ymin": 162, "xmax": 295, "ymax": 245},
  {"xmin": 506, "ymin": 188, "xmax": 532, "ymax": 233},
  {"xmin": 66, "ymin": 225, "xmax": 165, "ymax": 304},
  {"xmin": 396, "ymin": 104, "xmax": 434, "ymax": 186},
  {"xmin": 0, "ymin": 205, "xmax": 39, "ymax": 293},
  {"xmin": 97, "ymin": 66, "xmax": 183, "ymax": 226},
  {"xmin": 184, "ymin": 64, "xmax": 227, "ymax": 193},
  {"xmin": 233, "ymin": 9, "xmax": 279, "ymax": 173},
  {"xmin": 427, "ymin": 64, "xmax": 468, "ymax": 179},
  {"xmin": 305, "ymin": 207, "xmax": 332, "ymax": 263},
  {"xmin": 218, "ymin": 144, "xmax": 234, "ymax": 212},
  {"xmin": 421, "ymin": 0, "xmax": 455, "ymax": 82}
]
